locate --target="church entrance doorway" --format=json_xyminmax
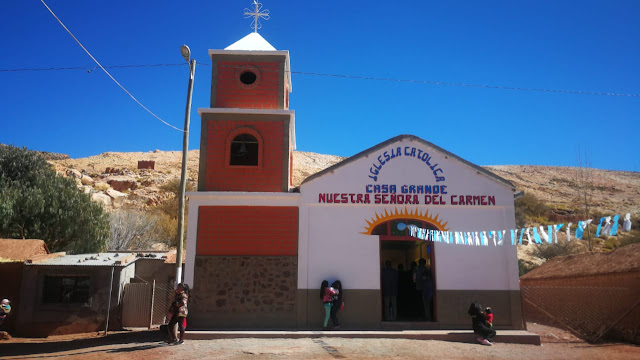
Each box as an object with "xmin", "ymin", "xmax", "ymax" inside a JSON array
[{"xmin": 375, "ymin": 219, "xmax": 437, "ymax": 323}]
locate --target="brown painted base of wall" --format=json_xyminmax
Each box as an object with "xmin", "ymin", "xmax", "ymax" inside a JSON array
[
  {"xmin": 192, "ymin": 287, "xmax": 523, "ymax": 330},
  {"xmin": 190, "ymin": 255, "xmax": 523, "ymax": 330},
  {"xmin": 436, "ymin": 290, "xmax": 525, "ymax": 330},
  {"xmin": 296, "ymin": 289, "xmax": 381, "ymax": 329}
]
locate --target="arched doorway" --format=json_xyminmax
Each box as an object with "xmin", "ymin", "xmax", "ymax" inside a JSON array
[{"xmin": 374, "ymin": 219, "xmax": 437, "ymax": 323}]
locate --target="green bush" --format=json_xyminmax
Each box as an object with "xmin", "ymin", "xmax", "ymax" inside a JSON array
[{"xmin": 0, "ymin": 145, "xmax": 109, "ymax": 253}]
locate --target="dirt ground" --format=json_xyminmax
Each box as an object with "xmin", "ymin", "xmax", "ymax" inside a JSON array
[{"xmin": 1, "ymin": 323, "xmax": 638, "ymax": 360}]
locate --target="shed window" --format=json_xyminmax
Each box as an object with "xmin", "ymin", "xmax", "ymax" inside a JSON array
[
  {"xmin": 43, "ymin": 276, "xmax": 91, "ymax": 304},
  {"xmin": 230, "ymin": 134, "xmax": 259, "ymax": 166}
]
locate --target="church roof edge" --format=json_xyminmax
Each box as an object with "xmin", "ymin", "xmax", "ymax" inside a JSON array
[{"xmin": 300, "ymin": 135, "xmax": 516, "ymax": 191}]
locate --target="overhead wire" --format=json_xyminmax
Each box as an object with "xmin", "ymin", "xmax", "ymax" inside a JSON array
[
  {"xmin": 4, "ymin": 61, "xmax": 640, "ymax": 98},
  {"xmin": 39, "ymin": 0, "xmax": 185, "ymax": 132}
]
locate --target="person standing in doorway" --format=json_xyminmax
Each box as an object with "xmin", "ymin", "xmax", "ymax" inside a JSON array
[
  {"xmin": 420, "ymin": 270, "xmax": 434, "ymax": 321},
  {"xmin": 381, "ymin": 261, "xmax": 399, "ymax": 321},
  {"xmin": 413, "ymin": 258, "xmax": 430, "ymax": 320}
]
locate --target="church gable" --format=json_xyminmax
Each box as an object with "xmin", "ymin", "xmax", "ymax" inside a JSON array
[{"xmin": 300, "ymin": 135, "xmax": 516, "ymax": 207}]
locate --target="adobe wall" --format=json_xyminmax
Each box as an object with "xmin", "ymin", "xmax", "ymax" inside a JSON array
[
  {"xmin": 15, "ymin": 264, "xmax": 135, "ymax": 336},
  {"xmin": 0, "ymin": 262, "xmax": 23, "ymax": 333},
  {"xmin": 521, "ymin": 271, "xmax": 640, "ymax": 343}
]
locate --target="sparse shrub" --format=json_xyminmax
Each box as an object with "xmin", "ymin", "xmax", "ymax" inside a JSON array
[
  {"xmin": 519, "ymin": 259, "xmax": 537, "ymax": 276},
  {"xmin": 603, "ymin": 236, "xmax": 619, "ymax": 250},
  {"xmin": 108, "ymin": 208, "xmax": 177, "ymax": 250},
  {"xmin": 619, "ymin": 229, "xmax": 640, "ymax": 247},
  {"xmin": 531, "ymin": 241, "xmax": 577, "ymax": 261},
  {"xmin": 515, "ymin": 193, "xmax": 551, "ymax": 228}
]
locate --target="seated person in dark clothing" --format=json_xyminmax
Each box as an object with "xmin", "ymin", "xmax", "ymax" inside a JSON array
[{"xmin": 468, "ymin": 301, "xmax": 496, "ymax": 346}]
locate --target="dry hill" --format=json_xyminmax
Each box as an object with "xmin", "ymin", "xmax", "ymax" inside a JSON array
[{"xmin": 51, "ymin": 150, "xmax": 639, "ymax": 216}]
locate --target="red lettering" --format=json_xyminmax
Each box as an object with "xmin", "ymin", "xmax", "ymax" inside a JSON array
[
  {"xmin": 357, "ymin": 193, "xmax": 363, "ymax": 203},
  {"xmin": 433, "ymin": 195, "xmax": 440, "ymax": 205},
  {"xmin": 451, "ymin": 195, "xmax": 457, "ymax": 205},
  {"xmin": 319, "ymin": 194, "xmax": 326, "ymax": 203},
  {"xmin": 473, "ymin": 196, "xmax": 480, "ymax": 205},
  {"xmin": 424, "ymin": 195, "xmax": 432, "ymax": 204},
  {"xmin": 481, "ymin": 195, "xmax": 487, "ymax": 205},
  {"xmin": 334, "ymin": 193, "xmax": 340, "ymax": 203},
  {"xmin": 466, "ymin": 195, "xmax": 473, "ymax": 205},
  {"xmin": 341, "ymin": 194, "xmax": 348, "ymax": 203},
  {"xmin": 489, "ymin": 196, "xmax": 495, "ymax": 206},
  {"xmin": 350, "ymin": 193, "xmax": 356, "ymax": 203},
  {"xmin": 382, "ymin": 194, "xmax": 389, "ymax": 204},
  {"xmin": 390, "ymin": 194, "xmax": 397, "ymax": 204},
  {"xmin": 365, "ymin": 194, "xmax": 371, "ymax": 203},
  {"xmin": 439, "ymin": 195, "xmax": 446, "ymax": 205},
  {"xmin": 458, "ymin": 196, "xmax": 465, "ymax": 205},
  {"xmin": 375, "ymin": 194, "xmax": 381, "ymax": 204},
  {"xmin": 413, "ymin": 195, "xmax": 419, "ymax": 204}
]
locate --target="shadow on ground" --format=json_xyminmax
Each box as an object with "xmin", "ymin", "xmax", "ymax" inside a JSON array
[{"xmin": 0, "ymin": 330, "xmax": 163, "ymax": 359}]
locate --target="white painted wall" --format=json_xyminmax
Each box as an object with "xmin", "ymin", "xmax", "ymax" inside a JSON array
[
  {"xmin": 185, "ymin": 137, "xmax": 520, "ymax": 293},
  {"xmin": 299, "ymin": 137, "xmax": 519, "ymax": 291}
]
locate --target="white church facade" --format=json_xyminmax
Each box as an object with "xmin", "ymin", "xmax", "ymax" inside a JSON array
[{"xmin": 184, "ymin": 29, "xmax": 523, "ymax": 330}]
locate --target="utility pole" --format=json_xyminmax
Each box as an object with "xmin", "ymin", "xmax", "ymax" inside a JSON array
[{"xmin": 175, "ymin": 44, "xmax": 195, "ymax": 286}]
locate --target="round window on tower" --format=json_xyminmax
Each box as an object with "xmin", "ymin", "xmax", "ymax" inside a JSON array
[
  {"xmin": 239, "ymin": 71, "xmax": 257, "ymax": 85},
  {"xmin": 236, "ymin": 66, "xmax": 261, "ymax": 88}
]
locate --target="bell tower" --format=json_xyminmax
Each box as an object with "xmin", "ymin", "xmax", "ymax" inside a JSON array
[{"xmin": 197, "ymin": 29, "xmax": 294, "ymax": 192}]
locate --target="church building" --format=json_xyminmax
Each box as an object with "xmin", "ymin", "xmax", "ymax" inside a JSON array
[{"xmin": 184, "ymin": 24, "xmax": 523, "ymax": 330}]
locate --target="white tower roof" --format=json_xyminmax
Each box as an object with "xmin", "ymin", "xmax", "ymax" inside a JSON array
[{"xmin": 225, "ymin": 32, "xmax": 276, "ymax": 51}]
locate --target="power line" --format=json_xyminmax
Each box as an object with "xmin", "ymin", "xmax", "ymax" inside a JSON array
[
  {"xmin": 4, "ymin": 59, "xmax": 640, "ymax": 98},
  {"xmin": 39, "ymin": 0, "xmax": 185, "ymax": 132}
]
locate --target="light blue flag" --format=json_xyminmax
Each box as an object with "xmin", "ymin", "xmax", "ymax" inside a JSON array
[
  {"xmin": 576, "ymin": 221, "xmax": 584, "ymax": 240},
  {"xmin": 519, "ymin": 228, "xmax": 525, "ymax": 245},
  {"xmin": 532, "ymin": 227, "xmax": 542, "ymax": 244},
  {"xmin": 611, "ymin": 215, "xmax": 620, "ymax": 236},
  {"xmin": 595, "ymin": 217, "xmax": 605, "ymax": 237}
]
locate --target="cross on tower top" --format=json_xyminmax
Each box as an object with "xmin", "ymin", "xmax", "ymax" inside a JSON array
[{"xmin": 244, "ymin": 1, "xmax": 270, "ymax": 33}]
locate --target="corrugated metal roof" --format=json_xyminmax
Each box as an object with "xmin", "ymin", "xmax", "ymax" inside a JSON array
[{"xmin": 26, "ymin": 253, "xmax": 137, "ymax": 267}]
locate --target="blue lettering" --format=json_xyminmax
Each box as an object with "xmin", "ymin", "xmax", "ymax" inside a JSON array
[
  {"xmin": 366, "ymin": 184, "xmax": 373, "ymax": 193},
  {"xmin": 378, "ymin": 155, "xmax": 385, "ymax": 166}
]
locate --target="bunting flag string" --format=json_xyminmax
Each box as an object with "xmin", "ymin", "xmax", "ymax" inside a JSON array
[{"xmin": 407, "ymin": 213, "xmax": 633, "ymax": 246}]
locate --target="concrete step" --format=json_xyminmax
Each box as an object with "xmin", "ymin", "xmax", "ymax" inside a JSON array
[{"xmin": 185, "ymin": 330, "xmax": 541, "ymax": 345}]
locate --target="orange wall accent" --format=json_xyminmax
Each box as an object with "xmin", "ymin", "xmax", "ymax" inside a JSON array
[
  {"xmin": 205, "ymin": 120, "xmax": 285, "ymax": 191},
  {"xmin": 216, "ymin": 61, "xmax": 280, "ymax": 109},
  {"xmin": 196, "ymin": 206, "xmax": 298, "ymax": 256}
]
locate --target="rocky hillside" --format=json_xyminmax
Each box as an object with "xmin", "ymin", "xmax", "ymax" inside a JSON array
[{"xmin": 50, "ymin": 150, "xmax": 640, "ymax": 216}]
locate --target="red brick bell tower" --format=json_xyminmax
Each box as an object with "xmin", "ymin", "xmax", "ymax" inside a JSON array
[{"xmin": 197, "ymin": 32, "xmax": 294, "ymax": 192}]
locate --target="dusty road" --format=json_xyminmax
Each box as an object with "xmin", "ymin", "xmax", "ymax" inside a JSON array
[{"xmin": 1, "ymin": 330, "xmax": 638, "ymax": 360}]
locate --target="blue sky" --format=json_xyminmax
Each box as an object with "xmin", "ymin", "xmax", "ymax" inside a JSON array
[{"xmin": 1, "ymin": 0, "xmax": 639, "ymax": 171}]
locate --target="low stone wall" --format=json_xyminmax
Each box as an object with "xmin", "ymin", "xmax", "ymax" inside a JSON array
[{"xmin": 191, "ymin": 256, "xmax": 297, "ymax": 328}]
